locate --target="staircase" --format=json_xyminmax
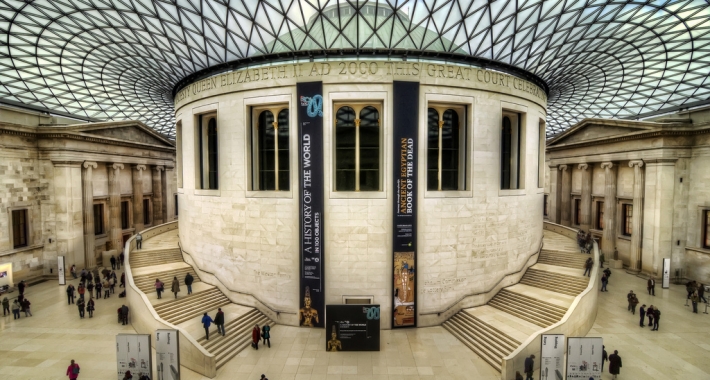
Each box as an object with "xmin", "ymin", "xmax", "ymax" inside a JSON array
[
  {"xmin": 153, "ymin": 288, "xmax": 231, "ymax": 325},
  {"xmin": 520, "ymin": 268, "xmax": 588, "ymax": 296},
  {"xmin": 198, "ymin": 309, "xmax": 274, "ymax": 369},
  {"xmin": 130, "ymin": 247, "xmax": 184, "ymax": 268},
  {"xmin": 538, "ymin": 249, "xmax": 588, "ymax": 269},
  {"xmin": 488, "ymin": 289, "xmax": 567, "ymax": 328},
  {"xmin": 133, "ymin": 267, "xmax": 200, "ymax": 293},
  {"xmin": 443, "ymin": 313, "xmax": 520, "ymax": 372}
]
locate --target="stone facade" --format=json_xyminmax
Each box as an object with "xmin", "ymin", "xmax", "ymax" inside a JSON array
[
  {"xmin": 0, "ymin": 106, "xmax": 177, "ymax": 283},
  {"xmin": 175, "ymin": 60, "xmax": 547, "ymax": 327},
  {"xmin": 545, "ymin": 107, "xmax": 710, "ymax": 283}
]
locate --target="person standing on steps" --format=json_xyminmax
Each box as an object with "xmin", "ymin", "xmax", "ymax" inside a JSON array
[
  {"xmin": 87, "ymin": 298, "xmax": 95, "ymax": 318},
  {"xmin": 201, "ymin": 312, "xmax": 213, "ymax": 340},
  {"xmin": 583, "ymin": 257, "xmax": 593, "ymax": 277},
  {"xmin": 66, "ymin": 284, "xmax": 75, "ymax": 304},
  {"xmin": 652, "ymin": 308, "xmax": 660, "ymax": 331},
  {"xmin": 2, "ymin": 296, "xmax": 9, "ymax": 315},
  {"xmin": 77, "ymin": 298, "xmax": 85, "ymax": 319},
  {"xmin": 647, "ymin": 276, "xmax": 655, "ymax": 296},
  {"xmin": 608, "ymin": 350, "xmax": 622, "ymax": 379},
  {"xmin": 110, "ymin": 255, "xmax": 117, "ymax": 270},
  {"xmin": 691, "ymin": 291, "xmax": 699, "ymax": 313},
  {"xmin": 170, "ymin": 276, "xmax": 180, "ymax": 299},
  {"xmin": 184, "ymin": 273, "xmax": 194, "ymax": 295},
  {"xmin": 262, "ymin": 324, "xmax": 271, "ymax": 348},
  {"xmin": 639, "ymin": 304, "xmax": 646, "ymax": 327},
  {"xmin": 214, "ymin": 308, "xmax": 225, "ymax": 336},
  {"xmin": 252, "ymin": 324, "xmax": 261, "ymax": 350},
  {"xmin": 601, "ymin": 345, "xmax": 608, "ymax": 371},
  {"xmin": 135, "ymin": 233, "xmax": 143, "ymax": 249},
  {"xmin": 155, "ymin": 279, "xmax": 163, "ymax": 299},
  {"xmin": 66, "ymin": 359, "xmax": 80, "ymax": 380},
  {"xmin": 523, "ymin": 354, "xmax": 534, "ymax": 380}
]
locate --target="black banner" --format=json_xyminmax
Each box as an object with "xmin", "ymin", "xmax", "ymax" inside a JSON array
[
  {"xmin": 297, "ymin": 82, "xmax": 325, "ymax": 328},
  {"xmin": 325, "ymin": 305, "xmax": 381, "ymax": 351},
  {"xmin": 392, "ymin": 81, "xmax": 419, "ymax": 328}
]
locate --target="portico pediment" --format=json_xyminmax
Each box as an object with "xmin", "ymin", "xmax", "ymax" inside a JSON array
[
  {"xmin": 548, "ymin": 119, "xmax": 661, "ymax": 147},
  {"xmin": 61, "ymin": 121, "xmax": 175, "ymax": 147}
]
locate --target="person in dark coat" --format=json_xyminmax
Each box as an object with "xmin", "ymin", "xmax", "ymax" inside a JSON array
[
  {"xmin": 626, "ymin": 290, "xmax": 635, "ymax": 312},
  {"xmin": 583, "ymin": 258, "xmax": 593, "ymax": 277},
  {"xmin": 123, "ymin": 370, "xmax": 133, "ymax": 379},
  {"xmin": 184, "ymin": 273, "xmax": 194, "ymax": 295},
  {"xmin": 121, "ymin": 304, "xmax": 129, "ymax": 325},
  {"xmin": 601, "ymin": 346, "xmax": 608, "ymax": 371},
  {"xmin": 18, "ymin": 280, "xmax": 26, "ymax": 295},
  {"xmin": 170, "ymin": 276, "xmax": 180, "ymax": 299},
  {"xmin": 629, "ymin": 294, "xmax": 639, "ymax": 315},
  {"xmin": 202, "ymin": 312, "xmax": 213, "ymax": 340},
  {"xmin": 87, "ymin": 298, "xmax": 95, "ymax": 318},
  {"xmin": 262, "ymin": 324, "xmax": 271, "ymax": 348},
  {"xmin": 110, "ymin": 255, "xmax": 117, "ymax": 270},
  {"xmin": 603, "ymin": 267, "xmax": 612, "ymax": 283},
  {"xmin": 95, "ymin": 281, "xmax": 102, "ymax": 299},
  {"xmin": 77, "ymin": 299, "xmax": 85, "ymax": 318},
  {"xmin": 214, "ymin": 308, "xmax": 225, "ymax": 336},
  {"xmin": 601, "ymin": 274, "xmax": 608, "ymax": 292},
  {"xmin": 524, "ymin": 354, "xmax": 534, "ymax": 380},
  {"xmin": 691, "ymin": 291, "xmax": 700, "ymax": 313},
  {"xmin": 647, "ymin": 276, "xmax": 655, "ymax": 296},
  {"xmin": 652, "ymin": 308, "xmax": 660, "ymax": 331},
  {"xmin": 66, "ymin": 284, "xmax": 75, "ymax": 304},
  {"xmin": 608, "ymin": 350, "xmax": 622, "ymax": 378},
  {"xmin": 252, "ymin": 324, "xmax": 261, "ymax": 350},
  {"xmin": 639, "ymin": 304, "xmax": 646, "ymax": 327},
  {"xmin": 698, "ymin": 283, "xmax": 707, "ymax": 303},
  {"xmin": 515, "ymin": 372, "xmax": 524, "ymax": 380},
  {"xmin": 120, "ymin": 272, "xmax": 125, "ymax": 288}
]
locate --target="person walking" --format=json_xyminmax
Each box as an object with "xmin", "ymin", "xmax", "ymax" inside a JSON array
[
  {"xmin": 2, "ymin": 296, "xmax": 9, "ymax": 315},
  {"xmin": 639, "ymin": 304, "xmax": 646, "ymax": 326},
  {"xmin": 215, "ymin": 308, "xmax": 225, "ymax": 336},
  {"xmin": 109, "ymin": 276, "xmax": 115, "ymax": 294},
  {"xmin": 95, "ymin": 281, "xmax": 102, "ymax": 299},
  {"xmin": 66, "ymin": 359, "xmax": 80, "ymax": 379},
  {"xmin": 184, "ymin": 273, "xmax": 194, "ymax": 295},
  {"xmin": 77, "ymin": 298, "xmax": 85, "ymax": 318},
  {"xmin": 22, "ymin": 298, "xmax": 32, "ymax": 317},
  {"xmin": 202, "ymin": 312, "xmax": 213, "ymax": 340},
  {"xmin": 629, "ymin": 294, "xmax": 639, "ymax": 315},
  {"xmin": 71, "ymin": 265, "xmax": 77, "ymax": 279},
  {"xmin": 652, "ymin": 308, "xmax": 660, "ymax": 331},
  {"xmin": 686, "ymin": 281, "xmax": 696, "ymax": 299},
  {"xmin": 627, "ymin": 290, "xmax": 635, "ymax": 312},
  {"xmin": 87, "ymin": 298, "xmax": 95, "ymax": 318},
  {"xmin": 77, "ymin": 284, "xmax": 85, "ymax": 300},
  {"xmin": 524, "ymin": 354, "xmax": 535, "ymax": 380},
  {"xmin": 599, "ymin": 252, "xmax": 605, "ymax": 268},
  {"xmin": 12, "ymin": 299, "xmax": 21, "ymax": 319},
  {"xmin": 608, "ymin": 350, "xmax": 622, "ymax": 379},
  {"xmin": 170, "ymin": 276, "xmax": 180, "ymax": 299},
  {"xmin": 104, "ymin": 279, "xmax": 111, "ymax": 299},
  {"xmin": 155, "ymin": 279, "xmax": 164, "ymax": 299},
  {"xmin": 698, "ymin": 283, "xmax": 707, "ymax": 303},
  {"xmin": 262, "ymin": 324, "xmax": 271, "ymax": 348},
  {"xmin": 603, "ymin": 267, "xmax": 612, "ymax": 283},
  {"xmin": 121, "ymin": 304, "xmax": 129, "ymax": 325},
  {"xmin": 119, "ymin": 252, "xmax": 125, "ymax": 267},
  {"xmin": 110, "ymin": 255, "xmax": 117, "ymax": 270},
  {"xmin": 66, "ymin": 284, "xmax": 75, "ymax": 304},
  {"xmin": 601, "ymin": 345, "xmax": 608, "ymax": 371},
  {"xmin": 252, "ymin": 324, "xmax": 261, "ymax": 350},
  {"xmin": 18, "ymin": 280, "xmax": 26, "ymax": 295},
  {"xmin": 120, "ymin": 272, "xmax": 125, "ymax": 288},
  {"xmin": 87, "ymin": 282, "xmax": 94, "ymax": 298},
  {"xmin": 647, "ymin": 276, "xmax": 655, "ymax": 296},
  {"xmin": 691, "ymin": 291, "xmax": 699, "ymax": 313},
  {"xmin": 135, "ymin": 233, "xmax": 143, "ymax": 249},
  {"xmin": 601, "ymin": 274, "xmax": 608, "ymax": 292},
  {"xmin": 583, "ymin": 258, "xmax": 593, "ymax": 277}
]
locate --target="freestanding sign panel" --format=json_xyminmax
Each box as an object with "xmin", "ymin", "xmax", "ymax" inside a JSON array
[
  {"xmin": 540, "ymin": 334, "xmax": 565, "ymax": 380},
  {"xmin": 156, "ymin": 329, "xmax": 180, "ymax": 380},
  {"xmin": 392, "ymin": 81, "xmax": 419, "ymax": 328},
  {"xmin": 662, "ymin": 258, "xmax": 671, "ymax": 289},
  {"xmin": 325, "ymin": 304, "xmax": 380, "ymax": 351},
  {"xmin": 57, "ymin": 256, "xmax": 66, "ymax": 285},
  {"xmin": 116, "ymin": 334, "xmax": 152, "ymax": 380},
  {"xmin": 566, "ymin": 337, "xmax": 603, "ymax": 380},
  {"xmin": 297, "ymin": 81, "xmax": 325, "ymax": 328}
]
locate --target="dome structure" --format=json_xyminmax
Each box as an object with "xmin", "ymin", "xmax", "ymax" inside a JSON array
[{"xmin": 1, "ymin": 0, "xmax": 709, "ymax": 137}]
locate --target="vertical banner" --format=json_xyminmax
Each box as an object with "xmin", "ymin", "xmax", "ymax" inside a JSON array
[
  {"xmin": 566, "ymin": 337, "xmax": 602, "ymax": 380},
  {"xmin": 662, "ymin": 258, "xmax": 671, "ymax": 289},
  {"xmin": 116, "ymin": 334, "xmax": 152, "ymax": 380},
  {"xmin": 392, "ymin": 81, "xmax": 419, "ymax": 328},
  {"xmin": 58, "ymin": 256, "xmax": 66, "ymax": 285},
  {"xmin": 297, "ymin": 81, "xmax": 325, "ymax": 328},
  {"xmin": 156, "ymin": 329, "xmax": 180, "ymax": 380},
  {"xmin": 540, "ymin": 334, "xmax": 565, "ymax": 380}
]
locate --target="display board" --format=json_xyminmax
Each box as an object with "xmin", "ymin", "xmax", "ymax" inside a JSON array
[
  {"xmin": 297, "ymin": 81, "xmax": 325, "ymax": 328},
  {"xmin": 58, "ymin": 256, "xmax": 66, "ymax": 285},
  {"xmin": 325, "ymin": 304, "xmax": 380, "ymax": 351},
  {"xmin": 540, "ymin": 334, "xmax": 565, "ymax": 380},
  {"xmin": 566, "ymin": 337, "xmax": 602, "ymax": 380},
  {"xmin": 116, "ymin": 334, "xmax": 152, "ymax": 380},
  {"xmin": 391, "ymin": 81, "xmax": 419, "ymax": 328},
  {"xmin": 156, "ymin": 329, "xmax": 180, "ymax": 380},
  {"xmin": 662, "ymin": 258, "xmax": 671, "ymax": 289}
]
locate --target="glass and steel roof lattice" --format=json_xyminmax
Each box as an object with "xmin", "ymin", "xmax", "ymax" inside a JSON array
[{"xmin": 1, "ymin": 0, "xmax": 709, "ymax": 137}]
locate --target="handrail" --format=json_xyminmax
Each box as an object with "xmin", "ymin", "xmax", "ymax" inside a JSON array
[
  {"xmin": 420, "ymin": 238, "xmax": 544, "ymax": 316},
  {"xmin": 178, "ymin": 242, "xmax": 297, "ymax": 316}
]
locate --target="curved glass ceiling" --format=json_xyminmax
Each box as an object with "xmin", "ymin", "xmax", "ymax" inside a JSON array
[{"xmin": 1, "ymin": 0, "xmax": 709, "ymax": 138}]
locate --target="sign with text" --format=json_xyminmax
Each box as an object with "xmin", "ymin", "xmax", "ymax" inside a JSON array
[
  {"xmin": 540, "ymin": 334, "xmax": 565, "ymax": 380},
  {"xmin": 116, "ymin": 334, "xmax": 152, "ymax": 380},
  {"xmin": 325, "ymin": 304, "xmax": 380, "ymax": 351},
  {"xmin": 156, "ymin": 329, "xmax": 180, "ymax": 380},
  {"xmin": 58, "ymin": 255, "xmax": 66, "ymax": 285},
  {"xmin": 392, "ymin": 81, "xmax": 419, "ymax": 328},
  {"xmin": 566, "ymin": 337, "xmax": 602, "ymax": 380},
  {"xmin": 297, "ymin": 81, "xmax": 324, "ymax": 328},
  {"xmin": 662, "ymin": 258, "xmax": 670, "ymax": 289}
]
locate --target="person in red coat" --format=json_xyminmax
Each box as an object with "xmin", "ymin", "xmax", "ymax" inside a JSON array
[
  {"xmin": 66, "ymin": 359, "xmax": 80, "ymax": 379},
  {"xmin": 252, "ymin": 324, "xmax": 261, "ymax": 350}
]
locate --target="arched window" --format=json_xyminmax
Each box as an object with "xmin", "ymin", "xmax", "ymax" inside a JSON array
[
  {"xmin": 254, "ymin": 107, "xmax": 289, "ymax": 191},
  {"xmin": 197, "ymin": 113, "xmax": 218, "ymax": 189},
  {"xmin": 334, "ymin": 104, "xmax": 381, "ymax": 191},
  {"xmin": 427, "ymin": 106, "xmax": 465, "ymax": 191},
  {"xmin": 501, "ymin": 111, "xmax": 522, "ymax": 190}
]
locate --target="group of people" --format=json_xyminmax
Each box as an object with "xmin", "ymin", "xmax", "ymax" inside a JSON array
[
  {"xmin": 576, "ymin": 230, "xmax": 594, "ymax": 254},
  {"xmin": 628, "ymin": 288, "xmax": 661, "ymax": 331},
  {"xmin": 2, "ymin": 280, "xmax": 32, "ymax": 319},
  {"xmin": 154, "ymin": 273, "xmax": 194, "ymax": 300},
  {"xmin": 69, "ymin": 266, "xmax": 122, "ymax": 319},
  {"xmin": 201, "ymin": 308, "xmax": 226, "ymax": 340},
  {"xmin": 686, "ymin": 280, "xmax": 707, "ymax": 313},
  {"xmin": 200, "ymin": 310, "xmax": 272, "ymax": 350}
]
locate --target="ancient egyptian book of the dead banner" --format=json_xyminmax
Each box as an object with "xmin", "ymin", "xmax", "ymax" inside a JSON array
[
  {"xmin": 297, "ymin": 81, "xmax": 324, "ymax": 328},
  {"xmin": 392, "ymin": 81, "xmax": 419, "ymax": 328}
]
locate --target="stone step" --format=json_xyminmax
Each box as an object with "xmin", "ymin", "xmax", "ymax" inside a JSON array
[
  {"xmin": 519, "ymin": 271, "xmax": 588, "ymax": 297},
  {"xmin": 163, "ymin": 295, "xmax": 232, "ymax": 326},
  {"xmin": 489, "ymin": 290, "xmax": 566, "ymax": 328},
  {"xmin": 214, "ymin": 316, "xmax": 274, "ymax": 369},
  {"xmin": 134, "ymin": 268, "xmax": 200, "ymax": 293},
  {"xmin": 157, "ymin": 292, "xmax": 228, "ymax": 320},
  {"xmin": 154, "ymin": 288, "xmax": 222, "ymax": 315}
]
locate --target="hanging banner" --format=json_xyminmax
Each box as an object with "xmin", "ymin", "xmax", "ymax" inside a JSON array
[
  {"xmin": 540, "ymin": 334, "xmax": 565, "ymax": 380},
  {"xmin": 392, "ymin": 81, "xmax": 419, "ymax": 328},
  {"xmin": 116, "ymin": 334, "xmax": 152, "ymax": 380},
  {"xmin": 325, "ymin": 304, "xmax": 381, "ymax": 351},
  {"xmin": 566, "ymin": 337, "xmax": 602, "ymax": 380},
  {"xmin": 156, "ymin": 329, "xmax": 180, "ymax": 380},
  {"xmin": 297, "ymin": 81, "xmax": 325, "ymax": 328},
  {"xmin": 662, "ymin": 258, "xmax": 671, "ymax": 289},
  {"xmin": 58, "ymin": 256, "xmax": 66, "ymax": 285}
]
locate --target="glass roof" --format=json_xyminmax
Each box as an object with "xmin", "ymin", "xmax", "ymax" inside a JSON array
[{"xmin": 1, "ymin": 0, "xmax": 709, "ymax": 138}]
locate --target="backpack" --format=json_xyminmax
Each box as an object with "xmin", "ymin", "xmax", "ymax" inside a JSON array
[{"xmin": 72, "ymin": 365, "xmax": 80, "ymax": 375}]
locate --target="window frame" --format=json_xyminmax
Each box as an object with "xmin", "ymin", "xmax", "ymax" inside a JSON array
[
  {"xmin": 10, "ymin": 208, "xmax": 29, "ymax": 249},
  {"xmin": 250, "ymin": 104, "xmax": 290, "ymax": 191},
  {"xmin": 426, "ymin": 104, "xmax": 467, "ymax": 191},
  {"xmin": 544, "ymin": 194, "xmax": 549, "ymax": 217},
  {"xmin": 595, "ymin": 200, "xmax": 605, "ymax": 230},
  {"xmin": 621, "ymin": 203, "xmax": 633, "ymax": 236},
  {"xmin": 142, "ymin": 197, "xmax": 152, "ymax": 226},
  {"xmin": 194, "ymin": 111, "xmax": 219, "ymax": 190},
  {"xmin": 538, "ymin": 118, "xmax": 545, "ymax": 188},
  {"xmin": 120, "ymin": 200, "xmax": 131, "ymax": 230},
  {"xmin": 332, "ymin": 101, "xmax": 383, "ymax": 192},
  {"xmin": 176, "ymin": 119, "xmax": 183, "ymax": 188},
  {"xmin": 703, "ymin": 209, "xmax": 710, "ymax": 249},
  {"xmin": 93, "ymin": 203, "xmax": 105, "ymax": 235},
  {"xmin": 573, "ymin": 198, "xmax": 582, "ymax": 226}
]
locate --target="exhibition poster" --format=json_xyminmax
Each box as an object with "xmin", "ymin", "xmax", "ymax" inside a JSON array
[
  {"xmin": 156, "ymin": 329, "xmax": 180, "ymax": 380},
  {"xmin": 540, "ymin": 334, "xmax": 565, "ymax": 380},
  {"xmin": 116, "ymin": 334, "xmax": 152, "ymax": 380},
  {"xmin": 325, "ymin": 304, "xmax": 381, "ymax": 351},
  {"xmin": 566, "ymin": 337, "xmax": 602, "ymax": 380}
]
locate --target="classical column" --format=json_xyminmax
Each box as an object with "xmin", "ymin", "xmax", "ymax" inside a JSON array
[
  {"xmin": 164, "ymin": 166, "xmax": 175, "ymax": 222},
  {"xmin": 579, "ymin": 163, "xmax": 592, "ymax": 231},
  {"xmin": 81, "ymin": 161, "xmax": 98, "ymax": 268},
  {"xmin": 132, "ymin": 165, "xmax": 146, "ymax": 233},
  {"xmin": 108, "ymin": 163, "xmax": 124, "ymax": 252},
  {"xmin": 152, "ymin": 166, "xmax": 164, "ymax": 225},
  {"xmin": 642, "ymin": 159, "xmax": 677, "ymax": 274},
  {"xmin": 53, "ymin": 161, "xmax": 84, "ymax": 269},
  {"xmin": 629, "ymin": 160, "xmax": 645, "ymax": 271},
  {"xmin": 559, "ymin": 165, "xmax": 572, "ymax": 226},
  {"xmin": 601, "ymin": 162, "xmax": 618, "ymax": 259},
  {"xmin": 548, "ymin": 164, "xmax": 560, "ymax": 223}
]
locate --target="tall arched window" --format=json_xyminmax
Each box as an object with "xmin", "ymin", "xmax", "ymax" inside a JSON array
[
  {"xmin": 427, "ymin": 106, "xmax": 465, "ymax": 191},
  {"xmin": 254, "ymin": 106, "xmax": 289, "ymax": 191},
  {"xmin": 501, "ymin": 111, "xmax": 522, "ymax": 189},
  {"xmin": 334, "ymin": 104, "xmax": 381, "ymax": 191},
  {"xmin": 197, "ymin": 113, "xmax": 218, "ymax": 189}
]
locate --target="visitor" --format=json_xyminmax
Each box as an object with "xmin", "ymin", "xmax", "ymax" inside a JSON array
[
  {"xmin": 135, "ymin": 233, "xmax": 143, "ymax": 249},
  {"xmin": 608, "ymin": 350, "xmax": 622, "ymax": 379},
  {"xmin": 87, "ymin": 298, "xmax": 95, "ymax": 318},
  {"xmin": 104, "ymin": 279, "xmax": 111, "ymax": 299},
  {"xmin": 262, "ymin": 324, "xmax": 271, "ymax": 348},
  {"xmin": 77, "ymin": 284, "xmax": 85, "ymax": 300},
  {"xmin": 70, "ymin": 265, "xmax": 77, "ymax": 279},
  {"xmin": 120, "ymin": 272, "xmax": 125, "ymax": 288},
  {"xmin": 252, "ymin": 324, "xmax": 261, "ymax": 350},
  {"xmin": 22, "ymin": 297, "xmax": 32, "ymax": 317},
  {"xmin": 583, "ymin": 257, "xmax": 593, "ymax": 277},
  {"xmin": 184, "ymin": 273, "xmax": 194, "ymax": 295},
  {"xmin": 515, "ymin": 372, "xmax": 523, "ymax": 380},
  {"xmin": 80, "ymin": 268, "xmax": 88, "ymax": 282},
  {"xmin": 155, "ymin": 279, "xmax": 163, "ymax": 299},
  {"xmin": 109, "ymin": 275, "xmax": 116, "ymax": 293},
  {"xmin": 629, "ymin": 294, "xmax": 639, "ymax": 315},
  {"xmin": 121, "ymin": 304, "xmax": 129, "ymax": 325},
  {"xmin": 626, "ymin": 290, "xmax": 635, "ymax": 312},
  {"xmin": 686, "ymin": 281, "xmax": 696, "ymax": 299},
  {"xmin": 260, "ymin": 375, "xmax": 268, "ymax": 380},
  {"xmin": 18, "ymin": 280, "xmax": 26, "ymax": 295},
  {"xmin": 66, "ymin": 359, "xmax": 80, "ymax": 379},
  {"xmin": 647, "ymin": 276, "xmax": 655, "ymax": 296},
  {"xmin": 119, "ymin": 252, "xmax": 125, "ymax": 267},
  {"xmin": 138, "ymin": 372, "xmax": 150, "ymax": 380},
  {"xmin": 2, "ymin": 296, "xmax": 9, "ymax": 315},
  {"xmin": 12, "ymin": 299, "xmax": 21, "ymax": 319},
  {"xmin": 87, "ymin": 282, "xmax": 94, "ymax": 298},
  {"xmin": 77, "ymin": 298, "xmax": 85, "ymax": 318},
  {"xmin": 599, "ymin": 251, "xmax": 605, "ymax": 268},
  {"xmin": 524, "ymin": 354, "xmax": 534, "ymax": 380},
  {"xmin": 601, "ymin": 274, "xmax": 608, "ymax": 292},
  {"xmin": 639, "ymin": 304, "xmax": 646, "ymax": 327},
  {"xmin": 110, "ymin": 255, "xmax": 117, "ymax": 270},
  {"xmin": 698, "ymin": 283, "xmax": 706, "ymax": 303},
  {"xmin": 66, "ymin": 284, "xmax": 75, "ymax": 304},
  {"xmin": 601, "ymin": 345, "xmax": 607, "ymax": 371},
  {"xmin": 691, "ymin": 291, "xmax": 699, "ymax": 313},
  {"xmin": 603, "ymin": 267, "xmax": 612, "ymax": 283},
  {"xmin": 202, "ymin": 312, "xmax": 213, "ymax": 340},
  {"xmin": 652, "ymin": 308, "xmax": 660, "ymax": 331},
  {"xmin": 215, "ymin": 307, "xmax": 225, "ymax": 336},
  {"xmin": 95, "ymin": 280, "xmax": 102, "ymax": 299},
  {"xmin": 171, "ymin": 276, "xmax": 180, "ymax": 299},
  {"xmin": 647, "ymin": 305, "xmax": 654, "ymax": 327},
  {"xmin": 123, "ymin": 370, "xmax": 133, "ymax": 379}
]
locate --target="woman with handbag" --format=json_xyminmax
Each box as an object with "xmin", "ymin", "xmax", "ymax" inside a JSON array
[
  {"xmin": 154, "ymin": 279, "xmax": 164, "ymax": 299},
  {"xmin": 66, "ymin": 359, "xmax": 80, "ymax": 379}
]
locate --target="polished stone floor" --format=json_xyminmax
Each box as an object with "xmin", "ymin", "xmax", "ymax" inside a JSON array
[{"xmin": 1, "ymin": 266, "xmax": 708, "ymax": 379}]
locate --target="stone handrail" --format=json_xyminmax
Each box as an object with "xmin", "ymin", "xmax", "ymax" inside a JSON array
[
  {"xmin": 500, "ymin": 221, "xmax": 600, "ymax": 379},
  {"xmin": 123, "ymin": 221, "xmax": 217, "ymax": 378}
]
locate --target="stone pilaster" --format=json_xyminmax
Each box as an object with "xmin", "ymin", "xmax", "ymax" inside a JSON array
[
  {"xmin": 601, "ymin": 162, "xmax": 618, "ymax": 259},
  {"xmin": 152, "ymin": 166, "xmax": 164, "ymax": 225},
  {"xmin": 579, "ymin": 163, "xmax": 592, "ymax": 231},
  {"xmin": 629, "ymin": 160, "xmax": 645, "ymax": 271},
  {"xmin": 548, "ymin": 164, "xmax": 560, "ymax": 223},
  {"xmin": 132, "ymin": 165, "xmax": 146, "ymax": 233},
  {"xmin": 81, "ymin": 161, "xmax": 98, "ymax": 268},
  {"xmin": 164, "ymin": 166, "xmax": 175, "ymax": 222},
  {"xmin": 559, "ymin": 164, "xmax": 572, "ymax": 226},
  {"xmin": 52, "ymin": 161, "xmax": 84, "ymax": 270},
  {"xmin": 108, "ymin": 163, "xmax": 124, "ymax": 252},
  {"xmin": 642, "ymin": 159, "xmax": 676, "ymax": 274}
]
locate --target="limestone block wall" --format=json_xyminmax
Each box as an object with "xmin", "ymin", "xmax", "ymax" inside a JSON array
[{"xmin": 685, "ymin": 141, "xmax": 710, "ymax": 283}]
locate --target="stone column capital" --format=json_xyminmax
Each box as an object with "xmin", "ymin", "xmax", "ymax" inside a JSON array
[
  {"xmin": 154, "ymin": 165, "xmax": 165, "ymax": 172},
  {"xmin": 82, "ymin": 161, "xmax": 98, "ymax": 169},
  {"xmin": 559, "ymin": 164, "xmax": 568, "ymax": 171},
  {"xmin": 111, "ymin": 163, "xmax": 124, "ymax": 170},
  {"xmin": 600, "ymin": 162, "xmax": 614, "ymax": 170},
  {"xmin": 629, "ymin": 160, "xmax": 644, "ymax": 168},
  {"xmin": 578, "ymin": 163, "xmax": 589, "ymax": 171},
  {"xmin": 132, "ymin": 164, "xmax": 147, "ymax": 171}
]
